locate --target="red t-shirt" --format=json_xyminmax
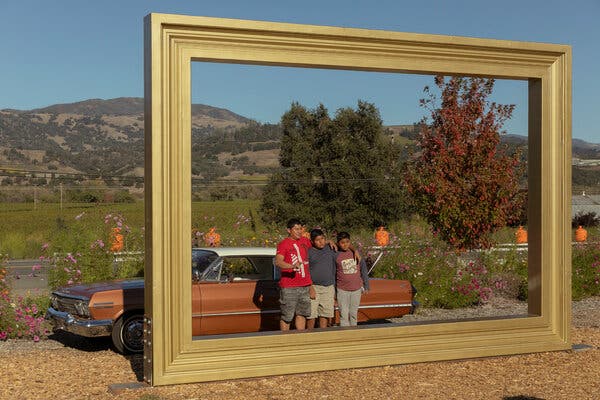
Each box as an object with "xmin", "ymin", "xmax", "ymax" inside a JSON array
[
  {"xmin": 276, "ymin": 237, "xmax": 312, "ymax": 288},
  {"xmin": 336, "ymin": 250, "xmax": 363, "ymax": 291}
]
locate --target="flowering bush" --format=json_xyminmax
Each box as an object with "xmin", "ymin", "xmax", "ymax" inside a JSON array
[
  {"xmin": 0, "ymin": 257, "xmax": 51, "ymax": 341},
  {"xmin": 572, "ymin": 241, "xmax": 600, "ymax": 300},
  {"xmin": 46, "ymin": 211, "xmax": 144, "ymax": 290},
  {"xmin": 369, "ymin": 217, "xmax": 527, "ymax": 308}
]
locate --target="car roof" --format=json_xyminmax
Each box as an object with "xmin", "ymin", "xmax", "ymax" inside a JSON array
[{"xmin": 192, "ymin": 247, "xmax": 276, "ymax": 257}]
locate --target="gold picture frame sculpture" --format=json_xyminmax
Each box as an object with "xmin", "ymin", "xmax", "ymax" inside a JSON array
[{"xmin": 143, "ymin": 13, "xmax": 571, "ymax": 386}]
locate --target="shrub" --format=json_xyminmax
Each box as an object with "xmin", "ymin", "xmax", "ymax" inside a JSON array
[
  {"xmin": 369, "ymin": 217, "xmax": 529, "ymax": 308},
  {"xmin": 572, "ymin": 242, "xmax": 600, "ymax": 300},
  {"xmin": 572, "ymin": 212, "xmax": 600, "ymax": 228},
  {"xmin": 113, "ymin": 190, "xmax": 136, "ymax": 203},
  {"xmin": 0, "ymin": 257, "xmax": 51, "ymax": 341},
  {"xmin": 370, "ymin": 220, "xmax": 483, "ymax": 308},
  {"xmin": 45, "ymin": 211, "xmax": 144, "ymax": 289}
]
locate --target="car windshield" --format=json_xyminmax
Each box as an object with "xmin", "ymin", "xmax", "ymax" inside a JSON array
[{"xmin": 192, "ymin": 249, "xmax": 219, "ymax": 280}]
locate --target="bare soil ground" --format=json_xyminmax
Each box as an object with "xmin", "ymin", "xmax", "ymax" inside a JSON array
[{"xmin": 1, "ymin": 297, "xmax": 599, "ymax": 400}]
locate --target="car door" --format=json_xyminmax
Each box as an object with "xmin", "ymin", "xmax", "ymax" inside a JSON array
[{"xmin": 196, "ymin": 256, "xmax": 279, "ymax": 336}]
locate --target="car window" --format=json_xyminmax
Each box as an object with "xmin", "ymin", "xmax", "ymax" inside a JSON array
[
  {"xmin": 222, "ymin": 257, "xmax": 260, "ymax": 281},
  {"xmin": 192, "ymin": 249, "xmax": 219, "ymax": 281},
  {"xmin": 200, "ymin": 258, "xmax": 224, "ymax": 281},
  {"xmin": 250, "ymin": 256, "xmax": 277, "ymax": 280}
]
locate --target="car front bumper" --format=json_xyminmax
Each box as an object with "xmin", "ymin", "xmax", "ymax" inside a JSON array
[{"xmin": 45, "ymin": 307, "xmax": 113, "ymax": 337}]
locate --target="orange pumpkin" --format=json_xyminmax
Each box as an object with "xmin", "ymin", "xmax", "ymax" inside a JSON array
[
  {"xmin": 515, "ymin": 226, "xmax": 528, "ymax": 244},
  {"xmin": 204, "ymin": 227, "xmax": 221, "ymax": 247},
  {"xmin": 375, "ymin": 226, "xmax": 390, "ymax": 246},
  {"xmin": 110, "ymin": 227, "xmax": 124, "ymax": 252},
  {"xmin": 575, "ymin": 226, "xmax": 588, "ymax": 242},
  {"xmin": 301, "ymin": 226, "xmax": 311, "ymax": 239}
]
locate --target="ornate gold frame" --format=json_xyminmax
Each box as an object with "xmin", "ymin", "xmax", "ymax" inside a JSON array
[{"xmin": 143, "ymin": 13, "xmax": 571, "ymax": 386}]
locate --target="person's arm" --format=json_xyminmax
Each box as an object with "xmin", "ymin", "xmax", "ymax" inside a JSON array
[
  {"xmin": 351, "ymin": 246, "xmax": 362, "ymax": 262},
  {"xmin": 327, "ymin": 241, "xmax": 361, "ymax": 262},
  {"xmin": 360, "ymin": 258, "xmax": 370, "ymax": 292},
  {"xmin": 275, "ymin": 253, "xmax": 299, "ymax": 271}
]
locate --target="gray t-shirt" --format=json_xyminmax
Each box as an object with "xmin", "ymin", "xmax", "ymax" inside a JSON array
[{"xmin": 308, "ymin": 245, "xmax": 337, "ymax": 286}]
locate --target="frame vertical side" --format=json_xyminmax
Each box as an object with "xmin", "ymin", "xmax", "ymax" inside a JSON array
[
  {"xmin": 527, "ymin": 77, "xmax": 542, "ymax": 317},
  {"xmin": 553, "ymin": 51, "xmax": 572, "ymax": 341},
  {"xmin": 142, "ymin": 14, "xmax": 155, "ymax": 385},
  {"xmin": 144, "ymin": 14, "xmax": 170, "ymax": 386}
]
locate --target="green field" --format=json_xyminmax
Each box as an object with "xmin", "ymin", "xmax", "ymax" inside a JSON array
[{"xmin": 0, "ymin": 200, "xmax": 272, "ymax": 259}]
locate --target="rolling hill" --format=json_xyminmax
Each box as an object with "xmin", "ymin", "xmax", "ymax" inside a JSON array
[{"xmin": 1, "ymin": 97, "xmax": 599, "ymax": 188}]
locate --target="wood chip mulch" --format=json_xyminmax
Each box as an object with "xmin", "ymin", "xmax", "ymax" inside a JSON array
[{"xmin": 2, "ymin": 298, "xmax": 599, "ymax": 400}]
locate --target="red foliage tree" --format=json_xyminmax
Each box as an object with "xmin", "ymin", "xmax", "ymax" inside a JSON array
[{"xmin": 404, "ymin": 76, "xmax": 525, "ymax": 250}]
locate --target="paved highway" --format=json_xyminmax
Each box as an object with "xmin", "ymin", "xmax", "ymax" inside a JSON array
[{"xmin": 5, "ymin": 259, "xmax": 49, "ymax": 295}]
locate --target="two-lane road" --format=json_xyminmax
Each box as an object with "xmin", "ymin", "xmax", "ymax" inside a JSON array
[{"xmin": 5, "ymin": 259, "xmax": 49, "ymax": 296}]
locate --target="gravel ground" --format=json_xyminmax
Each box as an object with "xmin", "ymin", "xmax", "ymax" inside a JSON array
[{"xmin": 1, "ymin": 297, "xmax": 599, "ymax": 400}]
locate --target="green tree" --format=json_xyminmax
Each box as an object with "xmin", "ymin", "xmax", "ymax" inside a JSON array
[
  {"xmin": 261, "ymin": 101, "xmax": 408, "ymax": 229},
  {"xmin": 403, "ymin": 76, "xmax": 525, "ymax": 249}
]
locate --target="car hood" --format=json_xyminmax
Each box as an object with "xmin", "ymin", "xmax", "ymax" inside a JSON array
[{"xmin": 53, "ymin": 278, "xmax": 144, "ymax": 298}]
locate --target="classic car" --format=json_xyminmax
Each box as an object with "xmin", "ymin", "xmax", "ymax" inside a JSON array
[{"xmin": 46, "ymin": 247, "xmax": 416, "ymax": 354}]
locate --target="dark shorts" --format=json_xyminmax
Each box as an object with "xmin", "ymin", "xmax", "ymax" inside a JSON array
[{"xmin": 279, "ymin": 286, "xmax": 311, "ymax": 323}]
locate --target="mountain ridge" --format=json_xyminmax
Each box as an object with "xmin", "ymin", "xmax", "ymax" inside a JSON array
[{"xmin": 1, "ymin": 97, "xmax": 599, "ymax": 181}]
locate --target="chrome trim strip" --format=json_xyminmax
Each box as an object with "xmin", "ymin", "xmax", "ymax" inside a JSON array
[
  {"xmin": 92, "ymin": 302, "xmax": 114, "ymax": 309},
  {"xmin": 193, "ymin": 309, "xmax": 280, "ymax": 318},
  {"xmin": 357, "ymin": 303, "xmax": 414, "ymax": 310},
  {"xmin": 192, "ymin": 303, "xmax": 413, "ymax": 318}
]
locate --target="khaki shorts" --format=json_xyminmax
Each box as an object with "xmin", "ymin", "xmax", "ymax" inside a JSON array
[{"xmin": 309, "ymin": 284, "xmax": 335, "ymax": 319}]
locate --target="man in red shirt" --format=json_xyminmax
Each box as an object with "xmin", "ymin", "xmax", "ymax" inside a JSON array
[{"xmin": 275, "ymin": 218, "xmax": 313, "ymax": 331}]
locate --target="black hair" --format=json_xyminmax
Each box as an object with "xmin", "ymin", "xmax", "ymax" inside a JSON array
[
  {"xmin": 336, "ymin": 231, "xmax": 350, "ymax": 242},
  {"xmin": 310, "ymin": 228, "xmax": 324, "ymax": 241},
  {"xmin": 286, "ymin": 218, "xmax": 302, "ymax": 229}
]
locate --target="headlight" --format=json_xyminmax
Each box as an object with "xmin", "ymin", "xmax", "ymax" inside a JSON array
[
  {"xmin": 50, "ymin": 294, "xmax": 59, "ymax": 309},
  {"xmin": 74, "ymin": 301, "xmax": 90, "ymax": 317}
]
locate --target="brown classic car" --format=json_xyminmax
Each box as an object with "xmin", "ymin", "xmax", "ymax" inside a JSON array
[{"xmin": 46, "ymin": 247, "xmax": 416, "ymax": 354}]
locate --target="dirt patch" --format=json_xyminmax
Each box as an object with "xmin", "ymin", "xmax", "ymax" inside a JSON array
[{"xmin": 1, "ymin": 298, "xmax": 599, "ymax": 399}]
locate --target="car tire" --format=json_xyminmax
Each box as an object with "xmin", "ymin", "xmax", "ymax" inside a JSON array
[{"xmin": 112, "ymin": 312, "xmax": 144, "ymax": 354}]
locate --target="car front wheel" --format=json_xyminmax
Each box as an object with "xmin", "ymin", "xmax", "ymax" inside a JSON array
[{"xmin": 112, "ymin": 312, "xmax": 144, "ymax": 354}]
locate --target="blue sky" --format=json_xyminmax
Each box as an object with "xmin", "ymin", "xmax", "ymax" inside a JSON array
[{"xmin": 1, "ymin": 0, "xmax": 597, "ymax": 142}]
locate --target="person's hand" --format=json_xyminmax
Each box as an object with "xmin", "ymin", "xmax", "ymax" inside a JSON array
[
  {"xmin": 309, "ymin": 285, "xmax": 316, "ymax": 300},
  {"xmin": 328, "ymin": 240, "xmax": 338, "ymax": 251}
]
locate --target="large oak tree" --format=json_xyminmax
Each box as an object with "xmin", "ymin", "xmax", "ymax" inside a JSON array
[{"xmin": 261, "ymin": 101, "xmax": 408, "ymax": 230}]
